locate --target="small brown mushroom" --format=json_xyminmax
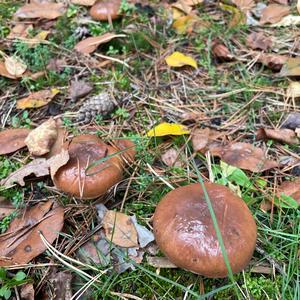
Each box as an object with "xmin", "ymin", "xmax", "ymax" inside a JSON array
[
  {"xmin": 153, "ymin": 182, "xmax": 257, "ymax": 278},
  {"xmin": 53, "ymin": 134, "xmax": 134, "ymax": 200},
  {"xmin": 90, "ymin": 0, "xmax": 121, "ymax": 21}
]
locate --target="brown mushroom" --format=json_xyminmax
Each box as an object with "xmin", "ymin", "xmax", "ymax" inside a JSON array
[
  {"xmin": 90, "ymin": 0, "xmax": 121, "ymax": 21},
  {"xmin": 53, "ymin": 134, "xmax": 134, "ymax": 200},
  {"xmin": 153, "ymin": 182, "xmax": 257, "ymax": 278}
]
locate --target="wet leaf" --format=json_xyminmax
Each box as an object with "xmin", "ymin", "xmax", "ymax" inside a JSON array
[
  {"xmin": 260, "ymin": 4, "xmax": 290, "ymax": 25},
  {"xmin": 14, "ymin": 2, "xmax": 66, "ymax": 20},
  {"xmin": 103, "ymin": 210, "xmax": 138, "ymax": 248},
  {"xmin": 71, "ymin": 0, "xmax": 96, "ymax": 5},
  {"xmin": 4, "ymin": 56, "xmax": 27, "ymax": 77},
  {"xmin": 74, "ymin": 33, "xmax": 125, "ymax": 54},
  {"xmin": 0, "ymin": 128, "xmax": 31, "ymax": 155},
  {"xmin": 0, "ymin": 200, "xmax": 64, "ymax": 267},
  {"xmin": 0, "ymin": 150, "xmax": 69, "ymax": 188},
  {"xmin": 212, "ymin": 142, "xmax": 278, "ymax": 172},
  {"xmin": 256, "ymin": 128, "xmax": 298, "ymax": 145},
  {"xmin": 16, "ymin": 88, "xmax": 60, "ymax": 109},
  {"xmin": 147, "ymin": 123, "xmax": 189, "ymax": 137},
  {"xmin": 279, "ymin": 57, "xmax": 300, "ymax": 77},
  {"xmin": 69, "ymin": 80, "xmax": 93, "ymax": 101},
  {"xmin": 25, "ymin": 118, "xmax": 58, "ymax": 156},
  {"xmin": 165, "ymin": 51, "xmax": 197, "ymax": 68},
  {"xmin": 246, "ymin": 32, "xmax": 272, "ymax": 51}
]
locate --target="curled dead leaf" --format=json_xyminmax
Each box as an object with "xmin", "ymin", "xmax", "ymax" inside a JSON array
[
  {"xmin": 103, "ymin": 210, "xmax": 138, "ymax": 248},
  {"xmin": 212, "ymin": 142, "xmax": 278, "ymax": 172},
  {"xmin": 211, "ymin": 41, "xmax": 233, "ymax": 61},
  {"xmin": 0, "ymin": 128, "xmax": 31, "ymax": 155},
  {"xmin": 256, "ymin": 128, "xmax": 298, "ymax": 145},
  {"xmin": 25, "ymin": 118, "xmax": 58, "ymax": 156},
  {"xmin": 0, "ymin": 200, "xmax": 64, "ymax": 267}
]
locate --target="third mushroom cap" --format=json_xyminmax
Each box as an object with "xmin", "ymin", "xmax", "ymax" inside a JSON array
[{"xmin": 153, "ymin": 182, "xmax": 257, "ymax": 278}]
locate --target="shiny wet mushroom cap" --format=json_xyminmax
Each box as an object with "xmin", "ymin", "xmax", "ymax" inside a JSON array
[
  {"xmin": 53, "ymin": 134, "xmax": 132, "ymax": 200},
  {"xmin": 153, "ymin": 182, "xmax": 257, "ymax": 278},
  {"xmin": 90, "ymin": 0, "xmax": 121, "ymax": 21}
]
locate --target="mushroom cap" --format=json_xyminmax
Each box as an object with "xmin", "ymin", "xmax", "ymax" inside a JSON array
[
  {"xmin": 90, "ymin": 0, "xmax": 121, "ymax": 21},
  {"xmin": 153, "ymin": 182, "xmax": 257, "ymax": 278},
  {"xmin": 53, "ymin": 134, "xmax": 123, "ymax": 199}
]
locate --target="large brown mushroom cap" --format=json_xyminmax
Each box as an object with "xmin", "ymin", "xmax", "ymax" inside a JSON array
[
  {"xmin": 53, "ymin": 134, "xmax": 123, "ymax": 199},
  {"xmin": 153, "ymin": 183, "xmax": 257, "ymax": 278},
  {"xmin": 90, "ymin": 0, "xmax": 121, "ymax": 21}
]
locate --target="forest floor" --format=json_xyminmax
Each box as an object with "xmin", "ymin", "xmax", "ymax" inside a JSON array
[{"xmin": 0, "ymin": 0, "xmax": 299, "ymax": 299}]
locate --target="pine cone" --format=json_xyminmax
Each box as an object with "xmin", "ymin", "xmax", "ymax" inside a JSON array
[{"xmin": 77, "ymin": 92, "xmax": 116, "ymax": 123}]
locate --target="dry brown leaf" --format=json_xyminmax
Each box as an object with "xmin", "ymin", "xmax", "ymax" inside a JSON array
[
  {"xmin": 25, "ymin": 118, "xmax": 58, "ymax": 156},
  {"xmin": 47, "ymin": 58, "xmax": 66, "ymax": 72},
  {"xmin": 256, "ymin": 128, "xmax": 298, "ymax": 145},
  {"xmin": 0, "ymin": 200, "xmax": 64, "ymax": 267},
  {"xmin": 246, "ymin": 32, "xmax": 272, "ymax": 51},
  {"xmin": 14, "ymin": 2, "xmax": 66, "ymax": 20},
  {"xmin": 0, "ymin": 150, "xmax": 69, "ymax": 187},
  {"xmin": 0, "ymin": 61, "xmax": 18, "ymax": 79},
  {"xmin": 212, "ymin": 142, "xmax": 278, "ymax": 172},
  {"xmin": 211, "ymin": 41, "xmax": 233, "ymax": 61},
  {"xmin": 232, "ymin": 0, "xmax": 255, "ymax": 11},
  {"xmin": 171, "ymin": 1, "xmax": 193, "ymax": 15},
  {"xmin": 7, "ymin": 23, "xmax": 33, "ymax": 39},
  {"xmin": 20, "ymin": 283, "xmax": 35, "ymax": 300},
  {"xmin": 16, "ymin": 88, "xmax": 60, "ymax": 109},
  {"xmin": 71, "ymin": 0, "xmax": 96, "ymax": 6},
  {"xmin": 4, "ymin": 56, "xmax": 27, "ymax": 77},
  {"xmin": 0, "ymin": 128, "xmax": 31, "ymax": 155},
  {"xmin": 0, "ymin": 200, "xmax": 15, "ymax": 221},
  {"xmin": 253, "ymin": 52, "xmax": 288, "ymax": 71},
  {"xmin": 260, "ymin": 4, "xmax": 290, "ymax": 25},
  {"xmin": 161, "ymin": 148, "xmax": 182, "ymax": 167},
  {"xmin": 276, "ymin": 178, "xmax": 300, "ymax": 205},
  {"xmin": 74, "ymin": 33, "xmax": 125, "ymax": 54},
  {"xmin": 46, "ymin": 127, "xmax": 67, "ymax": 158},
  {"xmin": 279, "ymin": 57, "xmax": 300, "ymax": 77},
  {"xmin": 69, "ymin": 80, "xmax": 93, "ymax": 101},
  {"xmin": 103, "ymin": 210, "xmax": 138, "ymax": 248},
  {"xmin": 191, "ymin": 128, "xmax": 223, "ymax": 153}
]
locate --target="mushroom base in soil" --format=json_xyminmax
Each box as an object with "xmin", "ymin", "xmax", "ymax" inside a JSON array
[
  {"xmin": 153, "ymin": 182, "xmax": 257, "ymax": 278},
  {"xmin": 53, "ymin": 134, "xmax": 135, "ymax": 200}
]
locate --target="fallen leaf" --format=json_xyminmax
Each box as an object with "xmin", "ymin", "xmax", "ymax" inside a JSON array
[
  {"xmin": 279, "ymin": 58, "xmax": 300, "ymax": 77},
  {"xmin": 271, "ymin": 15, "xmax": 300, "ymax": 27},
  {"xmin": 74, "ymin": 33, "xmax": 125, "ymax": 54},
  {"xmin": 165, "ymin": 51, "xmax": 197, "ymax": 68},
  {"xmin": 0, "ymin": 150, "xmax": 69, "ymax": 188},
  {"xmin": 171, "ymin": 1, "xmax": 193, "ymax": 15},
  {"xmin": 20, "ymin": 283, "xmax": 35, "ymax": 300},
  {"xmin": 232, "ymin": 0, "xmax": 255, "ymax": 12},
  {"xmin": 256, "ymin": 128, "xmax": 298, "ymax": 145},
  {"xmin": 212, "ymin": 142, "xmax": 278, "ymax": 172},
  {"xmin": 281, "ymin": 112, "xmax": 300, "ymax": 129},
  {"xmin": 147, "ymin": 123, "xmax": 189, "ymax": 137},
  {"xmin": 0, "ymin": 201, "xmax": 15, "ymax": 221},
  {"xmin": 0, "ymin": 128, "xmax": 31, "ymax": 155},
  {"xmin": 260, "ymin": 4, "xmax": 290, "ymax": 25},
  {"xmin": 69, "ymin": 80, "xmax": 93, "ymax": 101},
  {"xmin": 4, "ymin": 56, "xmax": 27, "ymax": 77},
  {"xmin": 286, "ymin": 81, "xmax": 300, "ymax": 99},
  {"xmin": 260, "ymin": 199, "xmax": 272, "ymax": 213},
  {"xmin": 253, "ymin": 52, "xmax": 288, "ymax": 71},
  {"xmin": 246, "ymin": 32, "xmax": 272, "ymax": 51},
  {"xmin": 0, "ymin": 200, "xmax": 64, "ymax": 267},
  {"xmin": 130, "ymin": 215, "xmax": 154, "ymax": 248},
  {"xmin": 211, "ymin": 41, "xmax": 233, "ymax": 61},
  {"xmin": 47, "ymin": 58, "xmax": 66, "ymax": 72},
  {"xmin": 172, "ymin": 15, "xmax": 199, "ymax": 34},
  {"xmin": 147, "ymin": 256, "xmax": 177, "ymax": 268},
  {"xmin": 0, "ymin": 61, "xmax": 18, "ymax": 79},
  {"xmin": 103, "ymin": 210, "xmax": 138, "ymax": 248},
  {"xmin": 25, "ymin": 118, "xmax": 58, "ymax": 156},
  {"xmin": 14, "ymin": 2, "xmax": 66, "ymax": 20},
  {"xmin": 7, "ymin": 23, "xmax": 33, "ymax": 39},
  {"xmin": 71, "ymin": 0, "xmax": 96, "ymax": 5},
  {"xmin": 26, "ymin": 30, "xmax": 49, "ymax": 47},
  {"xmin": 220, "ymin": 3, "xmax": 246, "ymax": 28},
  {"xmin": 161, "ymin": 148, "xmax": 182, "ymax": 167},
  {"xmin": 276, "ymin": 178, "xmax": 300, "ymax": 206},
  {"xmin": 46, "ymin": 127, "xmax": 67, "ymax": 158},
  {"xmin": 191, "ymin": 128, "xmax": 222, "ymax": 153},
  {"xmin": 16, "ymin": 88, "xmax": 60, "ymax": 109}
]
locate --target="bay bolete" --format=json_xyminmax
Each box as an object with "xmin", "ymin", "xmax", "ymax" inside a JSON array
[
  {"xmin": 90, "ymin": 0, "xmax": 121, "ymax": 21},
  {"xmin": 153, "ymin": 183, "xmax": 257, "ymax": 278},
  {"xmin": 53, "ymin": 134, "xmax": 134, "ymax": 200}
]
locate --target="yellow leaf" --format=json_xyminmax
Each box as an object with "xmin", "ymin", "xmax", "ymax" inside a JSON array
[
  {"xmin": 17, "ymin": 89, "xmax": 59, "ymax": 109},
  {"xmin": 27, "ymin": 30, "xmax": 49, "ymax": 47},
  {"xmin": 220, "ymin": 3, "xmax": 246, "ymax": 28},
  {"xmin": 172, "ymin": 7, "xmax": 184, "ymax": 20},
  {"xmin": 172, "ymin": 15, "xmax": 198, "ymax": 34},
  {"xmin": 147, "ymin": 123, "xmax": 190, "ymax": 137},
  {"xmin": 165, "ymin": 51, "xmax": 197, "ymax": 68}
]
